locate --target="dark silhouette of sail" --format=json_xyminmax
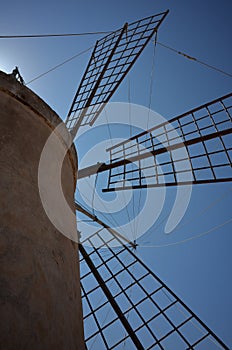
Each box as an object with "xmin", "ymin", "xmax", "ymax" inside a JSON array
[
  {"xmin": 102, "ymin": 93, "xmax": 232, "ymax": 191},
  {"xmin": 77, "ymin": 203, "xmax": 229, "ymax": 349},
  {"xmin": 65, "ymin": 11, "xmax": 169, "ymax": 136}
]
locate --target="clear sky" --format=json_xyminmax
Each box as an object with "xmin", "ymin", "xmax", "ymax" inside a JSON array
[{"xmin": 1, "ymin": 0, "xmax": 232, "ymax": 347}]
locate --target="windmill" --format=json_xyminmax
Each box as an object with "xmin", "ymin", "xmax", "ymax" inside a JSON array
[
  {"xmin": 60, "ymin": 10, "xmax": 232, "ymax": 350},
  {"xmin": 75, "ymin": 92, "xmax": 232, "ymax": 349},
  {"xmin": 9, "ymin": 9, "xmax": 231, "ymax": 350}
]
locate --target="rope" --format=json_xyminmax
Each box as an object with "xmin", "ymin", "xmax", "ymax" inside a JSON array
[
  {"xmin": 157, "ymin": 41, "xmax": 232, "ymax": 78},
  {"xmin": 24, "ymin": 39, "xmax": 231, "ymax": 87},
  {"xmin": 26, "ymin": 45, "xmax": 93, "ymax": 85},
  {"xmin": 138, "ymin": 218, "xmax": 232, "ymax": 248},
  {"xmin": 134, "ymin": 33, "xmax": 158, "ymax": 242},
  {"xmin": 91, "ymin": 172, "xmax": 99, "ymax": 217},
  {"xmin": 103, "ymin": 108, "xmax": 135, "ymax": 241},
  {"xmin": 122, "ymin": 250, "xmax": 136, "ymax": 349},
  {"xmin": 0, "ymin": 31, "xmax": 111, "ymax": 39},
  {"xmin": 78, "ymin": 185, "xmax": 119, "ymax": 228},
  {"xmin": 2, "ymin": 25, "xmax": 230, "ymax": 80},
  {"xmin": 78, "ymin": 182, "xmax": 131, "ymax": 241},
  {"xmin": 141, "ymin": 187, "xmax": 232, "ymax": 243},
  {"xmin": 169, "ymin": 187, "xmax": 232, "ymax": 235},
  {"xmin": 127, "ymin": 78, "xmax": 136, "ymax": 242},
  {"xmin": 147, "ymin": 31, "xmax": 158, "ymax": 130}
]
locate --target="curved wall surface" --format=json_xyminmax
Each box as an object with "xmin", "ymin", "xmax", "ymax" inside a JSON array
[{"xmin": 0, "ymin": 71, "xmax": 85, "ymax": 350}]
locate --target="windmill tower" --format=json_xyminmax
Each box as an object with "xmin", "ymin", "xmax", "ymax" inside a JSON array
[
  {"xmin": 0, "ymin": 71, "xmax": 85, "ymax": 349},
  {"xmin": 0, "ymin": 10, "xmax": 231, "ymax": 350}
]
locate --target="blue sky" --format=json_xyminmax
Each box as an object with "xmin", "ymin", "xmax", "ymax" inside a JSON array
[{"xmin": 1, "ymin": 0, "xmax": 232, "ymax": 347}]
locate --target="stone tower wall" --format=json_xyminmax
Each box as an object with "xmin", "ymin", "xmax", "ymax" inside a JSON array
[{"xmin": 0, "ymin": 71, "xmax": 85, "ymax": 350}]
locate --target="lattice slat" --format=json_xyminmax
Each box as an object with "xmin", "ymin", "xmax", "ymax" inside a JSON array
[
  {"xmin": 65, "ymin": 11, "xmax": 169, "ymax": 136},
  {"xmin": 79, "ymin": 228, "xmax": 228, "ymax": 349},
  {"xmin": 103, "ymin": 93, "xmax": 232, "ymax": 191}
]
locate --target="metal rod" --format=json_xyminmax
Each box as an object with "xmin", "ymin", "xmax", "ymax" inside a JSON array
[
  {"xmin": 78, "ymin": 127, "xmax": 232, "ymax": 179},
  {"xmin": 106, "ymin": 92, "xmax": 232, "ymax": 152},
  {"xmin": 102, "ymin": 178, "xmax": 232, "ymax": 192},
  {"xmin": 75, "ymin": 202, "xmax": 136, "ymax": 248},
  {"xmin": 67, "ymin": 24, "xmax": 127, "ymax": 137}
]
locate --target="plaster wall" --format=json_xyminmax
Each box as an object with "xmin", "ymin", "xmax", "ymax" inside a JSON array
[{"xmin": 0, "ymin": 71, "xmax": 85, "ymax": 350}]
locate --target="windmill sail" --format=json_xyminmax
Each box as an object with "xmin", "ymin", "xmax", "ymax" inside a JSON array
[
  {"xmin": 65, "ymin": 11, "xmax": 169, "ymax": 136},
  {"xmin": 77, "ymin": 203, "xmax": 229, "ymax": 349},
  {"xmin": 101, "ymin": 93, "xmax": 232, "ymax": 191}
]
